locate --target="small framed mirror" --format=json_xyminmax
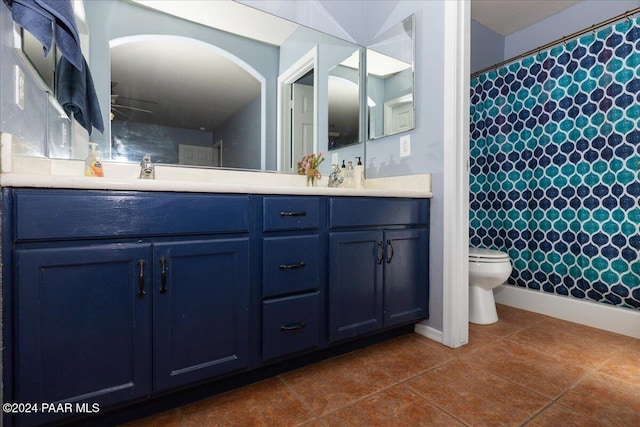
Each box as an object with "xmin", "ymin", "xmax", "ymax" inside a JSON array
[{"xmin": 367, "ymin": 14, "xmax": 415, "ymax": 140}]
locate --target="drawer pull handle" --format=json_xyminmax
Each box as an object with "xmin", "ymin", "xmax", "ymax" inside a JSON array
[
  {"xmin": 386, "ymin": 240, "xmax": 394, "ymax": 263},
  {"xmin": 159, "ymin": 257, "xmax": 168, "ymax": 294},
  {"xmin": 376, "ymin": 241, "xmax": 384, "ymax": 265},
  {"xmin": 137, "ymin": 260, "xmax": 146, "ymax": 297},
  {"xmin": 280, "ymin": 211, "xmax": 307, "ymax": 217},
  {"xmin": 279, "ymin": 261, "xmax": 306, "ymax": 270},
  {"xmin": 280, "ymin": 321, "xmax": 306, "ymax": 331}
]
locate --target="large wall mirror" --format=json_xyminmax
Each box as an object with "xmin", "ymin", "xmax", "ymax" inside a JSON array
[
  {"xmin": 367, "ymin": 15, "xmax": 415, "ymax": 140},
  {"xmin": 20, "ymin": 0, "xmax": 366, "ymax": 174},
  {"xmin": 19, "ymin": 2, "xmax": 415, "ymax": 174}
]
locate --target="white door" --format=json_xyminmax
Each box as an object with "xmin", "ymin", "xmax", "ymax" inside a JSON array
[
  {"xmin": 178, "ymin": 144, "xmax": 214, "ymax": 167},
  {"xmin": 384, "ymin": 95, "xmax": 414, "ymax": 136},
  {"xmin": 292, "ymin": 83, "xmax": 314, "ymax": 168}
]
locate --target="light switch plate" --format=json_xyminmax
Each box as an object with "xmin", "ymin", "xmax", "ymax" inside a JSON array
[
  {"xmin": 400, "ymin": 135, "xmax": 411, "ymax": 157},
  {"xmin": 331, "ymin": 152, "xmax": 339, "ymax": 166}
]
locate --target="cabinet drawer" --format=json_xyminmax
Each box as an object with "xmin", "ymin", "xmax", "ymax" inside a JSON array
[
  {"xmin": 263, "ymin": 292, "xmax": 320, "ymax": 360},
  {"xmin": 263, "ymin": 197, "xmax": 320, "ymax": 231},
  {"xmin": 13, "ymin": 189, "xmax": 249, "ymax": 241},
  {"xmin": 329, "ymin": 197, "xmax": 428, "ymax": 228},
  {"xmin": 263, "ymin": 235, "xmax": 320, "ymax": 297}
]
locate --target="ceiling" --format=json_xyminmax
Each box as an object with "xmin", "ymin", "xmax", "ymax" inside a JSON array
[
  {"xmin": 471, "ymin": 0, "xmax": 584, "ymax": 36},
  {"xmin": 131, "ymin": 0, "xmax": 298, "ymax": 45}
]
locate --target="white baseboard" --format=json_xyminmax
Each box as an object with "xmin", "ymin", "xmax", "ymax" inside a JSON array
[
  {"xmin": 494, "ymin": 285, "xmax": 640, "ymax": 339},
  {"xmin": 414, "ymin": 321, "xmax": 444, "ymax": 343}
]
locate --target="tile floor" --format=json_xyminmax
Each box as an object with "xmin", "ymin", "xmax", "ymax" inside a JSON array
[{"xmin": 123, "ymin": 304, "xmax": 640, "ymax": 426}]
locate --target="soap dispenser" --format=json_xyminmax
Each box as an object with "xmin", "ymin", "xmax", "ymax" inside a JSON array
[
  {"xmin": 354, "ymin": 156, "xmax": 364, "ymax": 188},
  {"xmin": 345, "ymin": 161, "xmax": 355, "ymax": 188},
  {"xmin": 84, "ymin": 142, "xmax": 103, "ymax": 177}
]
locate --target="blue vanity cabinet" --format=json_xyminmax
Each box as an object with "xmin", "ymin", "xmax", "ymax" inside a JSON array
[
  {"xmin": 328, "ymin": 197, "xmax": 429, "ymax": 343},
  {"xmin": 328, "ymin": 230, "xmax": 384, "ymax": 341},
  {"xmin": 381, "ymin": 228, "xmax": 429, "ymax": 327},
  {"xmin": 261, "ymin": 196, "xmax": 324, "ymax": 361},
  {"xmin": 152, "ymin": 238, "xmax": 250, "ymax": 392},
  {"xmin": 14, "ymin": 244, "xmax": 152, "ymax": 427},
  {"xmin": 5, "ymin": 189, "xmax": 252, "ymax": 426},
  {"xmin": 3, "ymin": 188, "xmax": 429, "ymax": 426}
]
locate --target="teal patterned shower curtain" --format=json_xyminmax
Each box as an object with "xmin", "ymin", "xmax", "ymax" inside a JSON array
[{"xmin": 469, "ymin": 17, "xmax": 640, "ymax": 309}]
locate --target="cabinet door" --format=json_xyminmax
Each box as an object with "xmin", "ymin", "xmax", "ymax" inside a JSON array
[
  {"xmin": 153, "ymin": 238, "xmax": 250, "ymax": 391},
  {"xmin": 383, "ymin": 229, "xmax": 429, "ymax": 327},
  {"xmin": 328, "ymin": 231, "xmax": 383, "ymax": 342},
  {"xmin": 15, "ymin": 244, "xmax": 151, "ymax": 426}
]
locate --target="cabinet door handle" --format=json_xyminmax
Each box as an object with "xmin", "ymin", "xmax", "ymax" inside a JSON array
[
  {"xmin": 137, "ymin": 260, "xmax": 146, "ymax": 297},
  {"xmin": 279, "ymin": 261, "xmax": 306, "ymax": 270},
  {"xmin": 386, "ymin": 240, "xmax": 394, "ymax": 263},
  {"xmin": 279, "ymin": 210, "xmax": 306, "ymax": 217},
  {"xmin": 159, "ymin": 257, "xmax": 168, "ymax": 294},
  {"xmin": 280, "ymin": 321, "xmax": 306, "ymax": 331},
  {"xmin": 377, "ymin": 241, "xmax": 384, "ymax": 264}
]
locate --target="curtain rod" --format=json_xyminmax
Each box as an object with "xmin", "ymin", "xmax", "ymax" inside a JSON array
[{"xmin": 471, "ymin": 7, "xmax": 640, "ymax": 78}]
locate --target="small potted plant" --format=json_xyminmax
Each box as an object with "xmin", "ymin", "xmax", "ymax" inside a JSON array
[{"xmin": 297, "ymin": 152, "xmax": 324, "ymax": 186}]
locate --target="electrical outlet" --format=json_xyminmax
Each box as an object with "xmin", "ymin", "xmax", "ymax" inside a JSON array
[
  {"xmin": 400, "ymin": 135, "xmax": 411, "ymax": 157},
  {"xmin": 15, "ymin": 65, "xmax": 24, "ymax": 110},
  {"xmin": 331, "ymin": 152, "xmax": 339, "ymax": 166}
]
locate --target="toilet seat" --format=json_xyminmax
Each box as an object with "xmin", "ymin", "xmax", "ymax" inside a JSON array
[{"xmin": 469, "ymin": 247, "xmax": 509, "ymax": 263}]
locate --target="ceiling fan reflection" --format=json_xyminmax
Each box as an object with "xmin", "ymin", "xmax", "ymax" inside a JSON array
[{"xmin": 110, "ymin": 94, "xmax": 154, "ymax": 121}]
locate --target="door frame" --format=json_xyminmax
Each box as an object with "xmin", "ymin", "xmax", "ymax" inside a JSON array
[
  {"xmin": 442, "ymin": 0, "xmax": 470, "ymax": 348},
  {"xmin": 213, "ymin": 139, "xmax": 222, "ymax": 167},
  {"xmin": 383, "ymin": 94, "xmax": 414, "ymax": 135},
  {"xmin": 277, "ymin": 46, "xmax": 318, "ymax": 172}
]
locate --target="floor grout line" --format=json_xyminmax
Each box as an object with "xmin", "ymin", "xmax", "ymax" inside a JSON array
[
  {"xmin": 399, "ymin": 382, "xmax": 473, "ymax": 427},
  {"xmin": 277, "ymin": 374, "xmax": 322, "ymax": 422}
]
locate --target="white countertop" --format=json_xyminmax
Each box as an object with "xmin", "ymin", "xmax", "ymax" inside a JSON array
[{"xmin": 0, "ymin": 156, "xmax": 432, "ymax": 198}]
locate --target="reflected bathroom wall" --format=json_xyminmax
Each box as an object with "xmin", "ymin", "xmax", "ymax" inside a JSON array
[{"xmin": 328, "ymin": 50, "xmax": 360, "ymax": 150}]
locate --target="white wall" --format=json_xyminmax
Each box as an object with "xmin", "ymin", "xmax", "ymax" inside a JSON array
[{"xmin": 470, "ymin": 19, "xmax": 504, "ymax": 74}]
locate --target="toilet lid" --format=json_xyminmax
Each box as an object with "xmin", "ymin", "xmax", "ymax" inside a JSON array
[{"xmin": 469, "ymin": 247, "xmax": 509, "ymax": 260}]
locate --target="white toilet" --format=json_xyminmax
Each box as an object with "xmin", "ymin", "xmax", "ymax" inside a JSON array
[{"xmin": 468, "ymin": 247, "xmax": 512, "ymax": 324}]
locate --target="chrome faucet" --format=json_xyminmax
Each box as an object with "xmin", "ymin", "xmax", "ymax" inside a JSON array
[
  {"xmin": 139, "ymin": 154, "xmax": 155, "ymax": 179},
  {"xmin": 327, "ymin": 164, "xmax": 344, "ymax": 188}
]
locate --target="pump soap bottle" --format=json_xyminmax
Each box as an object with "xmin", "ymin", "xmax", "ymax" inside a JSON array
[
  {"xmin": 345, "ymin": 161, "xmax": 355, "ymax": 188},
  {"xmin": 354, "ymin": 156, "xmax": 364, "ymax": 188},
  {"xmin": 85, "ymin": 142, "xmax": 104, "ymax": 177}
]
